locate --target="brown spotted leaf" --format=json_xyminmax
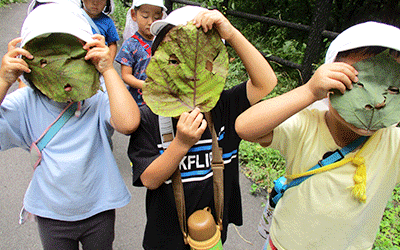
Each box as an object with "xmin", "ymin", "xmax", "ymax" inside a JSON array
[
  {"xmin": 24, "ymin": 33, "xmax": 100, "ymax": 102},
  {"xmin": 143, "ymin": 22, "xmax": 229, "ymax": 117}
]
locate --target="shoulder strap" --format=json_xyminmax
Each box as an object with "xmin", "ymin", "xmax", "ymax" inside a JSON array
[
  {"xmin": 159, "ymin": 113, "xmax": 224, "ymax": 244},
  {"xmin": 30, "ymin": 102, "xmax": 78, "ymax": 169},
  {"xmin": 132, "ymin": 34, "xmax": 151, "ymax": 56},
  {"xmin": 286, "ymin": 135, "xmax": 369, "ymax": 189},
  {"xmin": 204, "ymin": 112, "xmax": 224, "ymax": 231},
  {"xmin": 23, "ymin": 102, "xmax": 78, "ymax": 224},
  {"xmin": 272, "ymin": 136, "xmax": 369, "ymax": 205},
  {"xmin": 81, "ymin": 9, "xmax": 101, "ymax": 35},
  {"xmin": 158, "ymin": 116, "xmax": 188, "ymax": 241},
  {"xmin": 36, "ymin": 102, "xmax": 78, "ymax": 151}
]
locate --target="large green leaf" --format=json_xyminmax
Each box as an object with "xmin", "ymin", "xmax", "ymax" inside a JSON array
[
  {"xmin": 143, "ymin": 22, "xmax": 229, "ymax": 117},
  {"xmin": 330, "ymin": 50, "xmax": 400, "ymax": 130},
  {"xmin": 24, "ymin": 33, "xmax": 100, "ymax": 102}
]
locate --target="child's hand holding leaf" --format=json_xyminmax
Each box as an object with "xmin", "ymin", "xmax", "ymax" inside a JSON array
[
  {"xmin": 84, "ymin": 34, "xmax": 112, "ymax": 75},
  {"xmin": 0, "ymin": 38, "xmax": 32, "ymax": 86}
]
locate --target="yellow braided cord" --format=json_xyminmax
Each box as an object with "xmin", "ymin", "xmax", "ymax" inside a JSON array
[
  {"xmin": 286, "ymin": 158, "xmax": 353, "ymax": 180},
  {"xmin": 349, "ymin": 156, "xmax": 367, "ymax": 202},
  {"xmin": 349, "ymin": 133, "xmax": 377, "ymax": 203},
  {"xmin": 285, "ymin": 134, "xmax": 377, "ymax": 203}
]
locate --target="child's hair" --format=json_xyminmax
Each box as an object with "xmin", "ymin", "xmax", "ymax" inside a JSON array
[
  {"xmin": 336, "ymin": 46, "xmax": 386, "ymax": 61},
  {"xmin": 103, "ymin": 0, "xmax": 112, "ymax": 14},
  {"xmin": 151, "ymin": 24, "xmax": 174, "ymax": 56},
  {"xmin": 81, "ymin": 0, "xmax": 112, "ymax": 15},
  {"xmin": 336, "ymin": 46, "xmax": 400, "ymax": 62}
]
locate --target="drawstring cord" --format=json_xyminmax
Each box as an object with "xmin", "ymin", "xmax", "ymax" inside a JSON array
[{"xmin": 75, "ymin": 101, "xmax": 82, "ymax": 117}]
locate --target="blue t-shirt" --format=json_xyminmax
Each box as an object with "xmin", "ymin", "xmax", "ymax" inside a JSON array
[
  {"xmin": 0, "ymin": 87, "xmax": 131, "ymax": 221},
  {"xmin": 92, "ymin": 13, "xmax": 119, "ymax": 45},
  {"xmin": 115, "ymin": 32, "xmax": 152, "ymax": 106}
]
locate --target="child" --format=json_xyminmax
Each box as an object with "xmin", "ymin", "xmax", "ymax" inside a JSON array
[
  {"xmin": 235, "ymin": 21, "xmax": 400, "ymax": 250},
  {"xmin": 81, "ymin": 0, "xmax": 119, "ymax": 59},
  {"xmin": 0, "ymin": 2, "xmax": 139, "ymax": 249},
  {"xmin": 127, "ymin": 6, "xmax": 277, "ymax": 249},
  {"xmin": 115, "ymin": 0, "xmax": 167, "ymax": 106}
]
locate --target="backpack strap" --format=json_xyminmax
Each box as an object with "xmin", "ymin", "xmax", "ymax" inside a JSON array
[{"xmin": 132, "ymin": 34, "xmax": 151, "ymax": 56}]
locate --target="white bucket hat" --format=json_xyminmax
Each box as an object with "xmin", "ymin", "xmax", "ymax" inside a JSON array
[
  {"xmin": 123, "ymin": 0, "xmax": 167, "ymax": 41},
  {"xmin": 150, "ymin": 5, "xmax": 207, "ymax": 37},
  {"xmin": 27, "ymin": 0, "xmax": 80, "ymax": 14},
  {"xmin": 21, "ymin": 2, "xmax": 93, "ymax": 47},
  {"xmin": 28, "ymin": 0, "xmax": 115, "ymax": 15},
  {"xmin": 325, "ymin": 21, "xmax": 400, "ymax": 64}
]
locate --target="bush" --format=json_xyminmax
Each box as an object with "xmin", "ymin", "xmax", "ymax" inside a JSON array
[
  {"xmin": 0, "ymin": 0, "xmax": 26, "ymax": 8},
  {"xmin": 239, "ymin": 140, "xmax": 286, "ymax": 194},
  {"xmin": 111, "ymin": 0, "xmax": 129, "ymax": 37},
  {"xmin": 373, "ymin": 185, "xmax": 400, "ymax": 249}
]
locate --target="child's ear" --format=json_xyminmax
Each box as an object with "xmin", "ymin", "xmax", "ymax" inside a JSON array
[{"xmin": 131, "ymin": 9, "xmax": 137, "ymax": 22}]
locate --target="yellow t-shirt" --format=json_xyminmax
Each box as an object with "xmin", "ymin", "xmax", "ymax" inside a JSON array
[{"xmin": 269, "ymin": 109, "xmax": 400, "ymax": 250}]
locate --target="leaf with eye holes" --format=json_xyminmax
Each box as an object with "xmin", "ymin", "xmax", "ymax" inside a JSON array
[
  {"xmin": 143, "ymin": 22, "xmax": 229, "ymax": 117},
  {"xmin": 330, "ymin": 49, "xmax": 400, "ymax": 130},
  {"xmin": 23, "ymin": 33, "xmax": 100, "ymax": 102}
]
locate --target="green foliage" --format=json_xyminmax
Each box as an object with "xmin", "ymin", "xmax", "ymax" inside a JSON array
[
  {"xmin": 329, "ymin": 0, "xmax": 400, "ymax": 33},
  {"xmin": 225, "ymin": 7, "xmax": 310, "ymax": 87},
  {"xmin": 201, "ymin": 0, "xmax": 226, "ymax": 12},
  {"xmin": 239, "ymin": 140, "xmax": 286, "ymax": 194},
  {"xmin": 0, "ymin": 0, "xmax": 26, "ymax": 8},
  {"xmin": 373, "ymin": 185, "xmax": 400, "ymax": 249},
  {"xmin": 111, "ymin": 0, "xmax": 129, "ymax": 36},
  {"xmin": 224, "ymin": 47, "xmax": 246, "ymax": 89}
]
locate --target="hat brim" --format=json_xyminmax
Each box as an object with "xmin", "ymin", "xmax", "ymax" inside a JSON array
[
  {"xmin": 150, "ymin": 20, "xmax": 170, "ymax": 36},
  {"xmin": 21, "ymin": 2, "xmax": 93, "ymax": 47},
  {"xmin": 150, "ymin": 6, "xmax": 207, "ymax": 36},
  {"xmin": 325, "ymin": 21, "xmax": 400, "ymax": 64}
]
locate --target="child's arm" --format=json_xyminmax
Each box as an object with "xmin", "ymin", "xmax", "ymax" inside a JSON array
[
  {"xmin": 108, "ymin": 41, "xmax": 118, "ymax": 60},
  {"xmin": 84, "ymin": 34, "xmax": 140, "ymax": 135},
  {"xmin": 235, "ymin": 63, "xmax": 358, "ymax": 146},
  {"xmin": 194, "ymin": 10, "xmax": 277, "ymax": 105},
  {"xmin": 120, "ymin": 65, "xmax": 145, "ymax": 90},
  {"xmin": 140, "ymin": 108, "xmax": 207, "ymax": 190},
  {"xmin": 0, "ymin": 38, "xmax": 33, "ymax": 103}
]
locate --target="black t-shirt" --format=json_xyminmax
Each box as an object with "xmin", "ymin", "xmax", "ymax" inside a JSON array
[{"xmin": 128, "ymin": 81, "xmax": 250, "ymax": 250}]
